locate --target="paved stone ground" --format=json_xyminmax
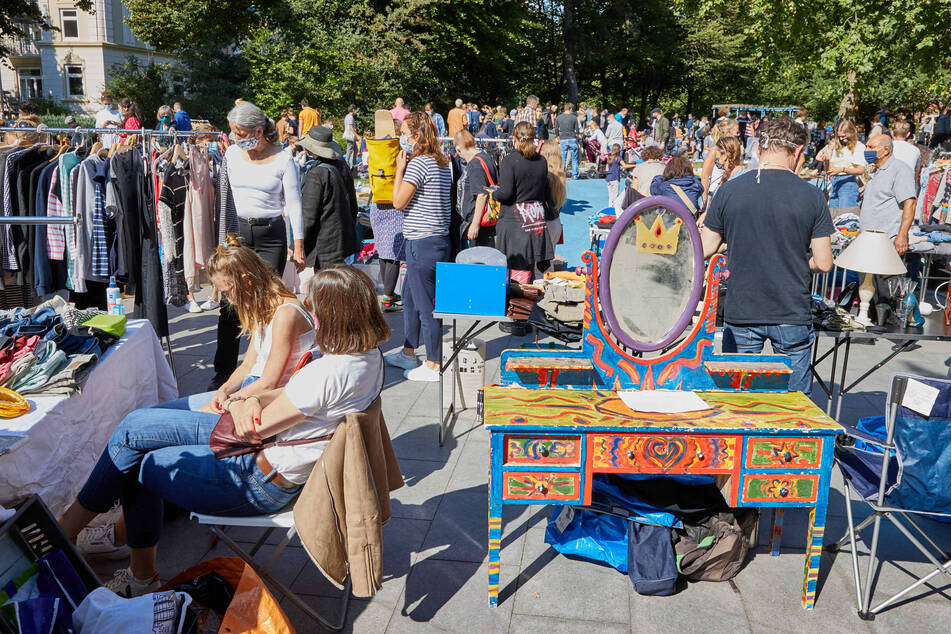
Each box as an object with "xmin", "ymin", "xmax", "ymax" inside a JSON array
[{"xmin": 92, "ymin": 288, "xmax": 951, "ymax": 633}]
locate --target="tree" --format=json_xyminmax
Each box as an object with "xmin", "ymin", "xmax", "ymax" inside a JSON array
[
  {"xmin": 1, "ymin": 0, "xmax": 92, "ymax": 60},
  {"xmin": 104, "ymin": 57, "xmax": 171, "ymax": 125}
]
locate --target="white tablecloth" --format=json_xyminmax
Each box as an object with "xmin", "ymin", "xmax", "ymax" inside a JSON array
[{"xmin": 0, "ymin": 320, "xmax": 178, "ymax": 514}]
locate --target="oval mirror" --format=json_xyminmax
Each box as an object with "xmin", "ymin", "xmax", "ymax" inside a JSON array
[{"xmin": 599, "ymin": 195, "xmax": 703, "ymax": 352}]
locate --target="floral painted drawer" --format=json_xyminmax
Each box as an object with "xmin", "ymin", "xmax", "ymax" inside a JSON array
[
  {"xmin": 503, "ymin": 435, "xmax": 581, "ymax": 466},
  {"xmin": 591, "ymin": 434, "xmax": 736, "ymax": 473},
  {"xmin": 744, "ymin": 438, "xmax": 823, "ymax": 470},
  {"xmin": 502, "ymin": 471, "xmax": 581, "ymax": 501},
  {"xmin": 740, "ymin": 473, "xmax": 819, "ymax": 503}
]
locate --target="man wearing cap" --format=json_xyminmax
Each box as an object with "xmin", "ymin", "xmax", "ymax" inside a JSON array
[
  {"xmin": 859, "ymin": 134, "xmax": 916, "ymax": 255},
  {"xmin": 298, "ymin": 126, "xmax": 359, "ymax": 270}
]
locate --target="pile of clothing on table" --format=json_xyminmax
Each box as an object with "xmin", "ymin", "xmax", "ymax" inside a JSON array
[
  {"xmin": 507, "ymin": 271, "xmax": 588, "ymax": 343},
  {"xmin": 0, "ymin": 297, "xmax": 120, "ymax": 398},
  {"xmin": 831, "ymin": 213, "xmax": 859, "ymax": 249},
  {"xmin": 911, "ymin": 222, "xmax": 951, "ymax": 252}
]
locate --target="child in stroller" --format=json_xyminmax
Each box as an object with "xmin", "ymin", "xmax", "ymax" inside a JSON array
[{"xmin": 583, "ymin": 120, "xmax": 610, "ymax": 174}]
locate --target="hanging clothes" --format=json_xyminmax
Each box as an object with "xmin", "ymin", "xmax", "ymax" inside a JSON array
[{"xmin": 184, "ymin": 144, "xmax": 216, "ymax": 290}]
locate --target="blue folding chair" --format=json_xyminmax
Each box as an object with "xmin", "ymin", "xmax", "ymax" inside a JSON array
[{"xmin": 829, "ymin": 373, "xmax": 951, "ymax": 619}]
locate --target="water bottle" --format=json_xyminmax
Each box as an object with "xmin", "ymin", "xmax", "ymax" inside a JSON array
[{"xmin": 106, "ymin": 276, "xmax": 123, "ymax": 316}]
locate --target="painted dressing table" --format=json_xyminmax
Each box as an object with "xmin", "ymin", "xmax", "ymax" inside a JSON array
[{"xmin": 481, "ymin": 196, "xmax": 843, "ymax": 609}]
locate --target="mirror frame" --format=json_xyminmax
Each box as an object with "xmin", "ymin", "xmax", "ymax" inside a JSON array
[{"xmin": 599, "ymin": 195, "xmax": 704, "ymax": 353}]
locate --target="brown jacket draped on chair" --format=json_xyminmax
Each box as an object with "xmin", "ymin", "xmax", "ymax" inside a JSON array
[{"xmin": 293, "ymin": 396, "xmax": 403, "ymax": 597}]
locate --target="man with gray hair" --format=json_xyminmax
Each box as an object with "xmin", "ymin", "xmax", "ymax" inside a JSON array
[
  {"xmin": 860, "ymin": 134, "xmax": 916, "ymax": 254},
  {"xmin": 701, "ymin": 117, "xmax": 834, "ymax": 395},
  {"xmin": 514, "ymin": 94, "xmax": 538, "ymax": 128}
]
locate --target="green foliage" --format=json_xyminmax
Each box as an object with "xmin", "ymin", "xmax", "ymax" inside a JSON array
[
  {"xmin": 43, "ymin": 114, "xmax": 95, "ymax": 128},
  {"xmin": 31, "ymin": 97, "xmax": 71, "ymax": 116},
  {"xmin": 104, "ymin": 57, "xmax": 172, "ymax": 126},
  {"xmin": 119, "ymin": 0, "xmax": 951, "ymax": 127}
]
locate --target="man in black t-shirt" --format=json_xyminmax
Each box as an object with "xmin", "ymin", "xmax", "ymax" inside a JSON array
[{"xmin": 701, "ymin": 117, "xmax": 835, "ymax": 396}]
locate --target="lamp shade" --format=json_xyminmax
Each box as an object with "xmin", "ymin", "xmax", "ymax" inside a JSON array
[{"xmin": 833, "ymin": 230, "xmax": 907, "ymax": 275}]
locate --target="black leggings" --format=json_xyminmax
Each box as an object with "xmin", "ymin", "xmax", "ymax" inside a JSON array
[
  {"xmin": 379, "ymin": 258, "xmax": 401, "ymax": 297},
  {"xmin": 213, "ymin": 217, "xmax": 288, "ymax": 376}
]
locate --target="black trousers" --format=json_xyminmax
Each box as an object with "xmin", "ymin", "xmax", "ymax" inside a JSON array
[{"xmin": 213, "ymin": 217, "xmax": 288, "ymax": 377}]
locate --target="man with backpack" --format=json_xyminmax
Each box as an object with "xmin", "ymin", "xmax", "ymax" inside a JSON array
[{"xmin": 298, "ymin": 126, "xmax": 359, "ymax": 270}]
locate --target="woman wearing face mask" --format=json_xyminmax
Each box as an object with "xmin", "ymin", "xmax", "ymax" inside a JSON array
[
  {"xmin": 117, "ymin": 97, "xmax": 142, "ymax": 142},
  {"xmin": 816, "ymin": 120, "xmax": 866, "ymax": 217},
  {"xmin": 154, "ymin": 105, "xmax": 177, "ymax": 148},
  {"xmin": 209, "ymin": 101, "xmax": 306, "ymax": 390},
  {"xmin": 384, "ymin": 112, "xmax": 453, "ymax": 383}
]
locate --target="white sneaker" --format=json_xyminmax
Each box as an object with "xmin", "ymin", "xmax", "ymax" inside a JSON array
[
  {"xmin": 199, "ymin": 299, "xmax": 220, "ymax": 311},
  {"xmin": 77, "ymin": 524, "xmax": 129, "ymax": 561},
  {"xmin": 404, "ymin": 364, "xmax": 440, "ymax": 382},
  {"xmin": 185, "ymin": 301, "xmax": 202, "ymax": 314},
  {"xmin": 104, "ymin": 566, "xmax": 161, "ymax": 598},
  {"xmin": 88, "ymin": 501, "xmax": 122, "ymax": 528},
  {"xmin": 385, "ymin": 351, "xmax": 419, "ymax": 370}
]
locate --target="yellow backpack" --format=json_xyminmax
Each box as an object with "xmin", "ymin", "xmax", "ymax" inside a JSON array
[{"xmin": 366, "ymin": 138, "xmax": 401, "ymax": 204}]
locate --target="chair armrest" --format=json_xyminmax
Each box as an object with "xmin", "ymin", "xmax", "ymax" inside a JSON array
[{"xmin": 838, "ymin": 423, "xmax": 894, "ymax": 449}]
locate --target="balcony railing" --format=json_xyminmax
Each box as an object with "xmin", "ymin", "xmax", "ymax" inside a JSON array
[{"xmin": 6, "ymin": 37, "xmax": 40, "ymax": 55}]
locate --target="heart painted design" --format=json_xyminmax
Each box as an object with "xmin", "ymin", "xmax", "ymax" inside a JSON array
[{"xmin": 643, "ymin": 437, "xmax": 687, "ymax": 470}]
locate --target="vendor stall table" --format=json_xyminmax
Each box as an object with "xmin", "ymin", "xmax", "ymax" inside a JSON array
[
  {"xmin": 0, "ymin": 320, "xmax": 177, "ymax": 515},
  {"xmin": 811, "ymin": 313, "xmax": 951, "ymax": 422},
  {"xmin": 434, "ymin": 312, "xmax": 511, "ymax": 446}
]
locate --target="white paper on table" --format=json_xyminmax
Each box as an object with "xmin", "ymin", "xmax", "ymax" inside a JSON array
[
  {"xmin": 902, "ymin": 379, "xmax": 940, "ymax": 417},
  {"xmin": 617, "ymin": 390, "xmax": 711, "ymax": 414}
]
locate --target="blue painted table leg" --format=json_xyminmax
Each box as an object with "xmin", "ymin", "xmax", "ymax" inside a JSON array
[
  {"xmin": 770, "ymin": 508, "xmax": 785, "ymax": 556},
  {"xmin": 488, "ymin": 436, "xmax": 503, "ymax": 607},
  {"xmin": 803, "ymin": 440, "xmax": 834, "ymax": 609}
]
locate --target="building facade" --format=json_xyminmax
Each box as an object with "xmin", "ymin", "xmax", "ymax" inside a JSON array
[{"xmin": 0, "ymin": 0, "xmax": 181, "ymax": 115}]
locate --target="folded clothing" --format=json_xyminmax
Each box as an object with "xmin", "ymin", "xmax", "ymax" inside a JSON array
[
  {"xmin": 11, "ymin": 341, "xmax": 68, "ymax": 393},
  {"xmin": 25, "ymin": 353, "xmax": 98, "ymax": 396}
]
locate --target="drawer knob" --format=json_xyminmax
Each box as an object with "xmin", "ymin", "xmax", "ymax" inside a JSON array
[
  {"xmin": 696, "ymin": 450, "xmax": 705, "ymax": 460},
  {"xmin": 535, "ymin": 483, "xmax": 548, "ymax": 494},
  {"xmin": 779, "ymin": 487, "xmax": 789, "ymax": 498},
  {"xmin": 782, "ymin": 451, "xmax": 792, "ymax": 463},
  {"xmin": 626, "ymin": 450, "xmax": 636, "ymax": 461},
  {"xmin": 540, "ymin": 447, "xmax": 550, "ymax": 457}
]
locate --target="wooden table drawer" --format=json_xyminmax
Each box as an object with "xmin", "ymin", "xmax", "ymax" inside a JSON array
[
  {"xmin": 504, "ymin": 435, "xmax": 581, "ymax": 466},
  {"xmin": 502, "ymin": 471, "xmax": 581, "ymax": 501},
  {"xmin": 744, "ymin": 438, "xmax": 823, "ymax": 470},
  {"xmin": 740, "ymin": 473, "xmax": 819, "ymax": 503},
  {"xmin": 591, "ymin": 434, "xmax": 736, "ymax": 473}
]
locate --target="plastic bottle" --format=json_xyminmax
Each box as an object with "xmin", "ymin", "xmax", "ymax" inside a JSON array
[{"xmin": 106, "ymin": 276, "xmax": 123, "ymax": 316}]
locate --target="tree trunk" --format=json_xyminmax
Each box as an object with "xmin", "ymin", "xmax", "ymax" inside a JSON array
[
  {"xmin": 638, "ymin": 81, "xmax": 648, "ymax": 128},
  {"xmin": 686, "ymin": 85, "xmax": 693, "ymax": 119},
  {"xmin": 837, "ymin": 70, "xmax": 859, "ymax": 123},
  {"xmin": 563, "ymin": 1, "xmax": 578, "ymax": 104}
]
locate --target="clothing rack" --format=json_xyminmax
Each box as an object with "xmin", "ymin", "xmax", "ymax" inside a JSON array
[{"xmin": 0, "ymin": 125, "xmax": 219, "ymax": 380}]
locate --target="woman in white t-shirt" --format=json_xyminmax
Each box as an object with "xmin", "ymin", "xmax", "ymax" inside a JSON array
[
  {"xmin": 817, "ymin": 119, "xmax": 866, "ymax": 215},
  {"xmin": 60, "ymin": 265, "xmax": 389, "ymax": 597}
]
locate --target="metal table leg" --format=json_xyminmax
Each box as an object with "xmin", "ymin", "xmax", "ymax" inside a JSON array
[
  {"xmin": 825, "ymin": 337, "xmax": 840, "ymax": 415},
  {"xmin": 833, "ymin": 336, "xmax": 852, "ymax": 421},
  {"xmin": 833, "ymin": 340, "xmax": 919, "ymax": 423}
]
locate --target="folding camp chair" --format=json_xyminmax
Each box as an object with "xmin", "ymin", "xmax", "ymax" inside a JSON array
[
  {"xmin": 191, "ymin": 509, "xmax": 351, "ymax": 632},
  {"xmin": 828, "ymin": 373, "xmax": 951, "ymax": 620}
]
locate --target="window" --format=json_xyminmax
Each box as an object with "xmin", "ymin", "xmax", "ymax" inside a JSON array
[
  {"xmin": 18, "ymin": 68, "xmax": 42, "ymax": 100},
  {"xmin": 60, "ymin": 9, "xmax": 80, "ymax": 41},
  {"xmin": 65, "ymin": 64, "xmax": 84, "ymax": 97},
  {"xmin": 171, "ymin": 73, "xmax": 185, "ymax": 96}
]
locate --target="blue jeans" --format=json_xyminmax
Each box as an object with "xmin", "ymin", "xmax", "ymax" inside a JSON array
[
  {"xmin": 403, "ymin": 235, "xmax": 450, "ymax": 363},
  {"xmin": 560, "ymin": 138, "xmax": 579, "ymax": 178},
  {"xmin": 828, "ymin": 175, "xmax": 859, "ymax": 209},
  {"xmin": 722, "ymin": 323, "xmax": 814, "ymax": 395},
  {"xmin": 160, "ymin": 375, "xmax": 259, "ymax": 411},
  {"xmin": 77, "ymin": 406, "xmax": 300, "ymax": 548}
]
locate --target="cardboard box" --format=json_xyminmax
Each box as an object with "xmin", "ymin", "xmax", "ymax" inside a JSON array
[{"xmin": 435, "ymin": 262, "xmax": 507, "ymax": 316}]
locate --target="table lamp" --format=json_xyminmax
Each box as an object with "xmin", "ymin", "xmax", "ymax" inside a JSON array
[{"xmin": 833, "ymin": 230, "xmax": 907, "ymax": 325}]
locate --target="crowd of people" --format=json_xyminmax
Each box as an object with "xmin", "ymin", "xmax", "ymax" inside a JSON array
[{"xmin": 3, "ymin": 87, "xmax": 940, "ymax": 600}]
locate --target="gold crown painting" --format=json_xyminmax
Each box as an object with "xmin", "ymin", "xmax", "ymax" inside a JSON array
[{"xmin": 634, "ymin": 213, "xmax": 682, "ymax": 254}]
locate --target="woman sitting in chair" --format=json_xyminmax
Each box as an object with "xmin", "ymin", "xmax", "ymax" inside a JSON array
[{"xmin": 60, "ymin": 266, "xmax": 390, "ymax": 597}]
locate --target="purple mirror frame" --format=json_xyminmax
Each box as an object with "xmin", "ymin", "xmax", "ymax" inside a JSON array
[{"xmin": 599, "ymin": 195, "xmax": 704, "ymax": 353}]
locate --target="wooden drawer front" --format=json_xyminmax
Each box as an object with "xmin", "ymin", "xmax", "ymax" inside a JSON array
[
  {"xmin": 744, "ymin": 438, "xmax": 823, "ymax": 470},
  {"xmin": 740, "ymin": 474, "xmax": 819, "ymax": 503},
  {"xmin": 591, "ymin": 435, "xmax": 736, "ymax": 473},
  {"xmin": 502, "ymin": 472, "xmax": 580, "ymax": 501},
  {"xmin": 504, "ymin": 435, "xmax": 581, "ymax": 466}
]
